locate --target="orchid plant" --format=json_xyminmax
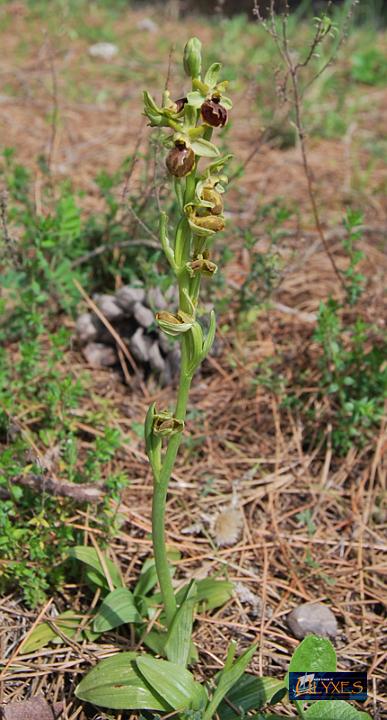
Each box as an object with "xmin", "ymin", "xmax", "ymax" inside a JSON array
[{"xmin": 72, "ymin": 39, "xmax": 372, "ymax": 720}]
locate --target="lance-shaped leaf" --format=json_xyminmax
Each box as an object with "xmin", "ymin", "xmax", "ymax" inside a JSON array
[
  {"xmin": 164, "ymin": 581, "xmax": 196, "ymax": 666},
  {"xmin": 176, "ymin": 577, "xmax": 234, "ymax": 612},
  {"xmin": 135, "ymin": 551, "xmax": 180, "ymax": 598},
  {"xmin": 75, "ymin": 652, "xmax": 168, "ymax": 710},
  {"xmin": 204, "ymin": 62, "xmax": 222, "ymax": 87},
  {"xmin": 20, "ymin": 611, "xmax": 92, "ymax": 654},
  {"xmin": 93, "ymin": 588, "xmax": 142, "ymax": 633},
  {"xmin": 286, "ymin": 635, "xmax": 336, "ymax": 690},
  {"xmin": 136, "ymin": 656, "xmax": 207, "ymax": 711},
  {"xmin": 68, "ymin": 546, "xmax": 123, "ymax": 590},
  {"xmin": 304, "ymin": 701, "xmax": 372, "ymax": 719},
  {"xmin": 203, "ymin": 642, "xmax": 257, "ymax": 720},
  {"xmin": 217, "ymin": 675, "xmax": 286, "ymax": 720},
  {"xmin": 190, "ymin": 137, "xmax": 220, "ymax": 158}
]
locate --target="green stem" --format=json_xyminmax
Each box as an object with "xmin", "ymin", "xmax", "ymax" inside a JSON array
[
  {"xmin": 151, "ymin": 334, "xmax": 193, "ymax": 627},
  {"xmin": 151, "ymin": 162, "xmax": 198, "ymax": 628}
]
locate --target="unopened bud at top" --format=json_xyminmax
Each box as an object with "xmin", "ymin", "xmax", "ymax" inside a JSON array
[{"xmin": 183, "ymin": 37, "xmax": 202, "ymax": 79}]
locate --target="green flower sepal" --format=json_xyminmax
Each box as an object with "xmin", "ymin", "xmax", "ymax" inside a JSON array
[
  {"xmin": 186, "ymin": 65, "xmax": 233, "ymax": 111},
  {"xmin": 186, "ymin": 254, "xmax": 218, "ymax": 277},
  {"xmin": 186, "ymin": 311, "xmax": 216, "ymax": 376},
  {"xmin": 143, "ymin": 91, "xmax": 182, "ymax": 129},
  {"xmin": 156, "ymin": 310, "xmax": 195, "ymax": 337},
  {"xmin": 153, "ymin": 411, "xmax": 184, "ymax": 437},
  {"xmin": 168, "ymin": 132, "xmax": 220, "ymax": 159},
  {"xmin": 185, "ymin": 204, "xmax": 225, "ymax": 237}
]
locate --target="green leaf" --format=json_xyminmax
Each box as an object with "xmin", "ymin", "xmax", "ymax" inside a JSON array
[
  {"xmin": 69, "ymin": 546, "xmax": 124, "ymax": 590},
  {"xmin": 75, "ymin": 652, "xmax": 168, "ymax": 710},
  {"xmin": 287, "ymin": 636, "xmax": 336, "ymax": 689},
  {"xmin": 93, "ymin": 588, "xmax": 142, "ymax": 633},
  {"xmin": 164, "ymin": 581, "xmax": 196, "ymax": 666},
  {"xmin": 305, "ymin": 700, "xmax": 372, "ymax": 719},
  {"xmin": 136, "ymin": 656, "xmax": 207, "ymax": 711},
  {"xmin": 253, "ymin": 715, "xmax": 291, "ymax": 719},
  {"xmin": 218, "ymin": 675, "xmax": 286, "ymax": 720},
  {"xmin": 203, "ymin": 643, "xmax": 257, "ymax": 720},
  {"xmin": 20, "ymin": 611, "xmax": 86, "ymax": 654},
  {"xmin": 176, "ymin": 578, "xmax": 234, "ymax": 612},
  {"xmin": 190, "ymin": 138, "xmax": 220, "ymax": 158},
  {"xmin": 134, "ymin": 564, "xmax": 158, "ymax": 597},
  {"xmin": 204, "ymin": 62, "xmax": 222, "ymax": 87}
]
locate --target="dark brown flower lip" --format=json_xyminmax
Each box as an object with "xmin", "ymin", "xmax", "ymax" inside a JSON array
[
  {"xmin": 174, "ymin": 96, "xmax": 188, "ymax": 113},
  {"xmin": 200, "ymin": 98, "xmax": 228, "ymax": 128},
  {"xmin": 165, "ymin": 145, "xmax": 195, "ymax": 177}
]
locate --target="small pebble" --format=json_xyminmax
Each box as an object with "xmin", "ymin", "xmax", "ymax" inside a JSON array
[
  {"xmin": 136, "ymin": 17, "xmax": 158, "ymax": 33},
  {"xmin": 147, "ymin": 285, "xmax": 168, "ymax": 311},
  {"xmin": 75, "ymin": 313, "xmax": 100, "ymax": 343},
  {"xmin": 88, "ymin": 42, "xmax": 118, "ymax": 61},
  {"xmin": 116, "ymin": 286, "xmax": 145, "ymax": 312},
  {"xmin": 82, "ymin": 342, "xmax": 117, "ymax": 368},
  {"xmin": 93, "ymin": 294, "xmax": 123, "ymax": 321},
  {"xmin": 148, "ymin": 341, "xmax": 165, "ymax": 373},
  {"xmin": 287, "ymin": 602, "xmax": 338, "ymax": 639},
  {"xmin": 132, "ymin": 302, "xmax": 154, "ymax": 329},
  {"xmin": 129, "ymin": 327, "xmax": 152, "ymax": 363}
]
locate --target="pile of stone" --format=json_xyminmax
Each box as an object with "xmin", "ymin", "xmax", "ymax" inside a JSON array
[{"xmin": 75, "ymin": 285, "xmax": 180, "ymax": 386}]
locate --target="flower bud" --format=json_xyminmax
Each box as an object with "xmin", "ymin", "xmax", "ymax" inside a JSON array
[
  {"xmin": 156, "ymin": 310, "xmax": 194, "ymax": 337},
  {"xmin": 187, "ymin": 256, "xmax": 218, "ymax": 277},
  {"xmin": 153, "ymin": 411, "xmax": 184, "ymax": 437},
  {"xmin": 191, "ymin": 214, "xmax": 225, "ymax": 232},
  {"xmin": 174, "ymin": 97, "xmax": 188, "ymax": 113},
  {"xmin": 202, "ymin": 187, "xmax": 223, "ymax": 215},
  {"xmin": 201, "ymin": 97, "xmax": 228, "ymax": 128},
  {"xmin": 183, "ymin": 37, "xmax": 202, "ymax": 79},
  {"xmin": 166, "ymin": 141, "xmax": 195, "ymax": 178}
]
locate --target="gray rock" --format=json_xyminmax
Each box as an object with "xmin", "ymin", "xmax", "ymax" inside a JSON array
[
  {"xmin": 165, "ymin": 284, "xmax": 179, "ymax": 304},
  {"xmin": 136, "ymin": 17, "xmax": 158, "ymax": 33},
  {"xmin": 147, "ymin": 285, "xmax": 168, "ymax": 311},
  {"xmin": 82, "ymin": 342, "xmax": 117, "ymax": 368},
  {"xmin": 287, "ymin": 603, "xmax": 338, "ymax": 639},
  {"xmin": 148, "ymin": 341, "xmax": 165, "ymax": 373},
  {"xmin": 116, "ymin": 286, "xmax": 145, "ymax": 313},
  {"xmin": 88, "ymin": 42, "xmax": 118, "ymax": 61},
  {"xmin": 76, "ymin": 313, "xmax": 100, "ymax": 343},
  {"xmin": 129, "ymin": 327, "xmax": 152, "ymax": 363},
  {"xmin": 166, "ymin": 346, "xmax": 180, "ymax": 375},
  {"xmin": 158, "ymin": 332, "xmax": 171, "ymax": 354},
  {"xmin": 93, "ymin": 293, "xmax": 123, "ymax": 321},
  {"xmin": 133, "ymin": 302, "xmax": 154, "ymax": 328}
]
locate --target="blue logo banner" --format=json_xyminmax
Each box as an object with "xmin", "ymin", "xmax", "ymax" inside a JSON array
[{"xmin": 289, "ymin": 672, "xmax": 367, "ymax": 701}]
